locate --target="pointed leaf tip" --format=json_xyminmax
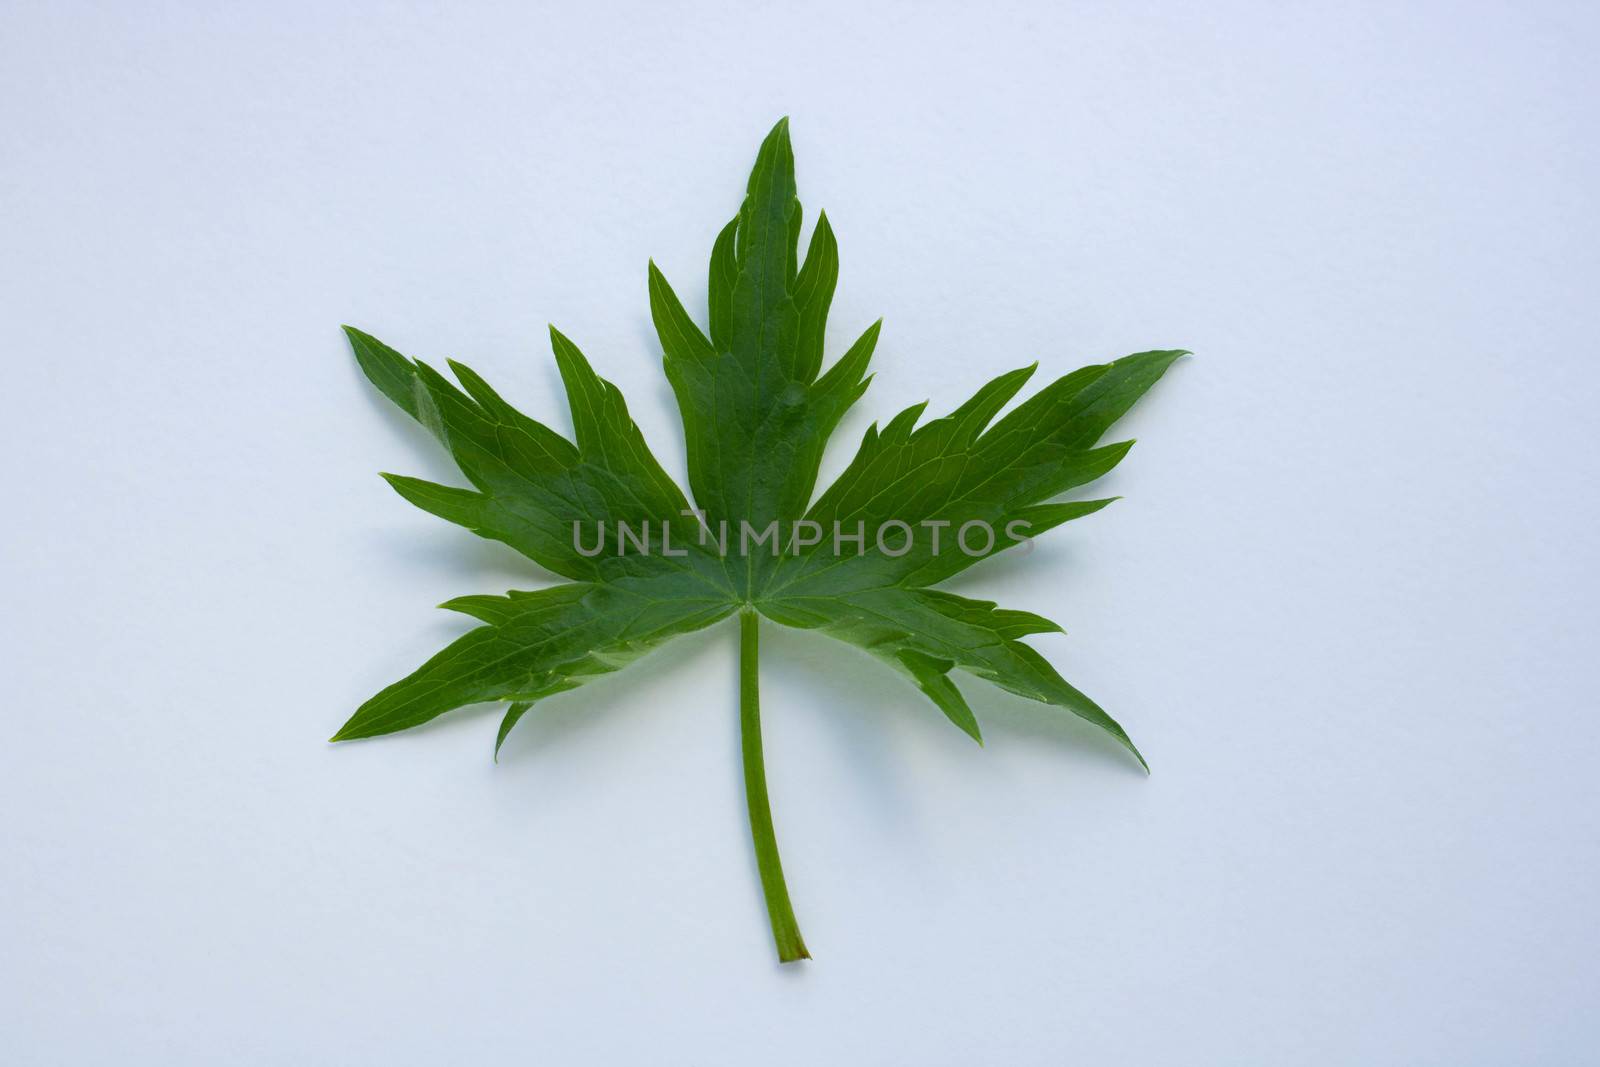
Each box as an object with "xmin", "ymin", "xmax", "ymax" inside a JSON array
[
  {"xmin": 756, "ymin": 117, "xmax": 793, "ymax": 160},
  {"xmin": 496, "ymin": 702, "xmax": 532, "ymax": 761}
]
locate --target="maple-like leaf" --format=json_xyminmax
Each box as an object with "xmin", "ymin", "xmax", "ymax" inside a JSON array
[{"xmin": 333, "ymin": 118, "xmax": 1183, "ymax": 962}]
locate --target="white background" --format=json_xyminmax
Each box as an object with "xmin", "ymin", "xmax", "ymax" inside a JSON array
[{"xmin": 3, "ymin": 2, "xmax": 1596, "ymax": 1063}]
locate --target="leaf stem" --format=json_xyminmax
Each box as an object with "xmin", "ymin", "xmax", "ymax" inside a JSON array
[{"xmin": 739, "ymin": 608, "xmax": 810, "ymax": 962}]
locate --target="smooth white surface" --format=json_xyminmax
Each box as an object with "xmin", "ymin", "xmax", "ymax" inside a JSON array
[{"xmin": 3, "ymin": 2, "xmax": 1597, "ymax": 1063}]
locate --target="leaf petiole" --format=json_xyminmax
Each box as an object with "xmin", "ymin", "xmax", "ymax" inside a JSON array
[{"xmin": 739, "ymin": 608, "xmax": 810, "ymax": 963}]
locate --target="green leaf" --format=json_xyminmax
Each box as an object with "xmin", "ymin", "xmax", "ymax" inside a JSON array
[
  {"xmin": 331, "ymin": 581, "xmax": 733, "ymax": 742},
  {"xmin": 334, "ymin": 118, "xmax": 1182, "ymax": 960},
  {"xmin": 648, "ymin": 119, "xmax": 875, "ymax": 596}
]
